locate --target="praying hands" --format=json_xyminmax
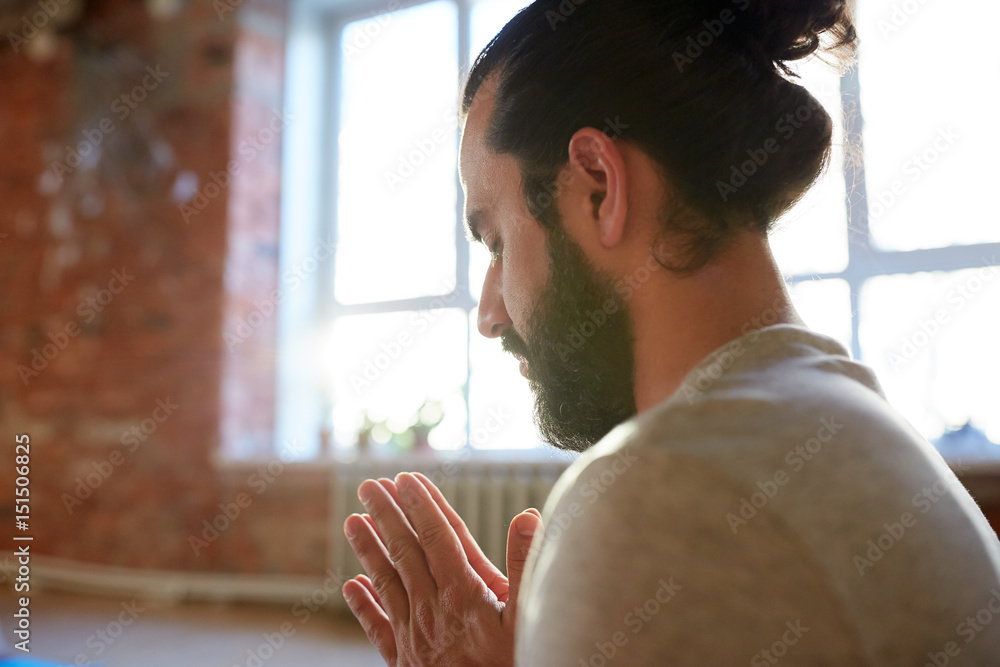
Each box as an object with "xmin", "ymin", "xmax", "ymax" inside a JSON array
[{"xmin": 342, "ymin": 472, "xmax": 543, "ymax": 666}]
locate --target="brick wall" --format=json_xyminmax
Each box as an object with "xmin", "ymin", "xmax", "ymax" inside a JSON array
[{"xmin": 0, "ymin": 0, "xmax": 328, "ymax": 575}]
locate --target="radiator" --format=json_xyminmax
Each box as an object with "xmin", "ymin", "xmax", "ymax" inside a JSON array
[{"xmin": 329, "ymin": 456, "xmax": 571, "ymax": 609}]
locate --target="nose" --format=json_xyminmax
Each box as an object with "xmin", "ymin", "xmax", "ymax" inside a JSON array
[{"xmin": 477, "ymin": 263, "xmax": 511, "ymax": 338}]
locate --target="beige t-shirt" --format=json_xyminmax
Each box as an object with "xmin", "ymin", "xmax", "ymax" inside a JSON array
[{"xmin": 517, "ymin": 324, "xmax": 1000, "ymax": 666}]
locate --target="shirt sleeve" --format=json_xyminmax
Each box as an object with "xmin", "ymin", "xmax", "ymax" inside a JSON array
[{"xmin": 514, "ymin": 442, "xmax": 869, "ymax": 666}]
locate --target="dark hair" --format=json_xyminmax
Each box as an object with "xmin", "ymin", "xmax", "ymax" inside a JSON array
[{"xmin": 462, "ymin": 0, "xmax": 857, "ymax": 272}]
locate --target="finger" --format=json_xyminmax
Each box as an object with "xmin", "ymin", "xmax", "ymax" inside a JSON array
[
  {"xmin": 395, "ymin": 473, "xmax": 473, "ymax": 589},
  {"xmin": 343, "ymin": 577, "xmax": 398, "ymax": 664},
  {"xmin": 503, "ymin": 511, "xmax": 542, "ymax": 618},
  {"xmin": 355, "ymin": 574, "xmax": 384, "ymax": 610},
  {"xmin": 411, "ymin": 472, "xmax": 507, "ymax": 593},
  {"xmin": 490, "ymin": 510, "xmax": 539, "ymax": 603},
  {"xmin": 358, "ymin": 479, "xmax": 436, "ymax": 598},
  {"xmin": 377, "ymin": 477, "xmax": 402, "ymax": 507},
  {"xmin": 362, "ymin": 513, "xmax": 383, "ymax": 543},
  {"xmin": 344, "ymin": 512, "xmax": 410, "ymax": 623},
  {"xmin": 372, "ymin": 479, "xmax": 412, "ymax": 542}
]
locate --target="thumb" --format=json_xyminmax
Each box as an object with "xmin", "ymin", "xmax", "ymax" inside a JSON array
[{"xmin": 504, "ymin": 509, "xmax": 543, "ymax": 618}]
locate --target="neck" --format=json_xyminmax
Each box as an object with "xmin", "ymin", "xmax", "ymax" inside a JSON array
[{"xmin": 630, "ymin": 231, "xmax": 804, "ymax": 413}]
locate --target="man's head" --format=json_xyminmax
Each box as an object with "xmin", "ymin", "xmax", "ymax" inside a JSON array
[
  {"xmin": 458, "ymin": 0, "xmax": 855, "ymax": 451},
  {"xmin": 460, "ymin": 79, "xmax": 640, "ymax": 453}
]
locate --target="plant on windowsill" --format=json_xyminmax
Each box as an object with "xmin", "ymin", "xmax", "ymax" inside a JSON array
[{"xmin": 357, "ymin": 399, "xmax": 444, "ymax": 458}]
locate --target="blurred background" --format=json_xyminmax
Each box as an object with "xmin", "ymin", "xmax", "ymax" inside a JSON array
[{"xmin": 0, "ymin": 0, "xmax": 998, "ymax": 664}]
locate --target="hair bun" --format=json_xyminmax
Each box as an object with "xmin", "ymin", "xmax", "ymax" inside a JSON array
[{"xmin": 730, "ymin": 0, "xmax": 857, "ymax": 73}]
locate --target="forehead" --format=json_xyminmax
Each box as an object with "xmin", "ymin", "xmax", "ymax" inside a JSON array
[
  {"xmin": 458, "ymin": 79, "xmax": 496, "ymax": 196},
  {"xmin": 460, "ymin": 78, "xmax": 520, "ymax": 241},
  {"xmin": 458, "ymin": 72, "xmax": 508, "ymax": 197}
]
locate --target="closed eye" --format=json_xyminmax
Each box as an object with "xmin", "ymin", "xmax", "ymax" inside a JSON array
[{"xmin": 484, "ymin": 238, "xmax": 501, "ymax": 267}]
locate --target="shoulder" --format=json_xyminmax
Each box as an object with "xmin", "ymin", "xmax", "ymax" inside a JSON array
[
  {"xmin": 671, "ymin": 324, "xmax": 890, "ymax": 421},
  {"xmin": 633, "ymin": 324, "xmax": 921, "ymax": 468},
  {"xmin": 517, "ymin": 440, "xmax": 867, "ymax": 664}
]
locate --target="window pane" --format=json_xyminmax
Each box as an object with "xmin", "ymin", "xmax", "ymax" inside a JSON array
[
  {"xmin": 859, "ymin": 266, "xmax": 1000, "ymax": 446},
  {"xmin": 769, "ymin": 58, "xmax": 848, "ymax": 276},
  {"xmin": 788, "ymin": 278, "xmax": 852, "ymax": 351},
  {"xmin": 336, "ymin": 1, "xmax": 458, "ymax": 304},
  {"xmin": 856, "ymin": 0, "xmax": 1000, "ymax": 251},
  {"xmin": 327, "ymin": 309, "xmax": 468, "ymax": 455},
  {"xmin": 468, "ymin": 309, "xmax": 545, "ymax": 450}
]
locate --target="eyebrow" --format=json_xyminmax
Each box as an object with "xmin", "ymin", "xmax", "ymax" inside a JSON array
[{"xmin": 464, "ymin": 209, "xmax": 485, "ymax": 244}]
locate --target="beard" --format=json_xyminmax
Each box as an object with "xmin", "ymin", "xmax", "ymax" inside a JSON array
[{"xmin": 500, "ymin": 221, "xmax": 637, "ymax": 453}]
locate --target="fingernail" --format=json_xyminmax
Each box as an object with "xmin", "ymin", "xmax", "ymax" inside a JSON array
[
  {"xmin": 345, "ymin": 514, "xmax": 358, "ymax": 538},
  {"xmin": 342, "ymin": 585, "xmax": 353, "ymax": 602},
  {"xmin": 358, "ymin": 481, "xmax": 373, "ymax": 505},
  {"xmin": 396, "ymin": 473, "xmax": 414, "ymax": 499},
  {"xmin": 516, "ymin": 515, "xmax": 536, "ymax": 537}
]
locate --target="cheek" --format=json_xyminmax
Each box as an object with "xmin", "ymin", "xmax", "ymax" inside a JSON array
[{"xmin": 502, "ymin": 216, "xmax": 549, "ymax": 329}]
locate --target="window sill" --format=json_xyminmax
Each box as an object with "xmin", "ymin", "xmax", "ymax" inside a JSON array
[{"xmin": 211, "ymin": 446, "xmax": 577, "ymax": 471}]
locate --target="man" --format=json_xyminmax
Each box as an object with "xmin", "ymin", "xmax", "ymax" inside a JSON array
[{"xmin": 341, "ymin": 1, "xmax": 1000, "ymax": 664}]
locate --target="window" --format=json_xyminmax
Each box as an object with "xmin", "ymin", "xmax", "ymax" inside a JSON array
[
  {"xmin": 773, "ymin": 0, "xmax": 1000, "ymax": 453},
  {"xmin": 279, "ymin": 0, "xmax": 999, "ymax": 460},
  {"xmin": 279, "ymin": 0, "xmax": 551, "ymax": 460}
]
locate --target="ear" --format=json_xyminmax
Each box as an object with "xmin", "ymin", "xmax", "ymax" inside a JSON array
[{"xmin": 566, "ymin": 127, "xmax": 628, "ymax": 248}]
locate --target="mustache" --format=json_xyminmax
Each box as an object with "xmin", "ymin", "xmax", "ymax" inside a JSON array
[{"xmin": 500, "ymin": 328, "xmax": 530, "ymax": 360}]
